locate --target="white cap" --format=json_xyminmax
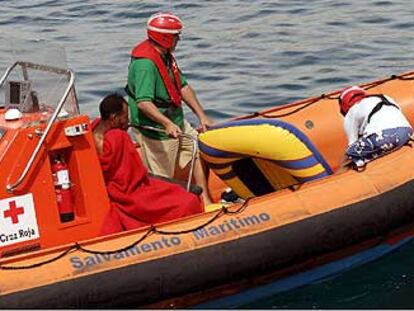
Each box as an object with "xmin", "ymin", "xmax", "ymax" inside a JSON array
[{"xmin": 4, "ymin": 108, "xmax": 22, "ymax": 121}]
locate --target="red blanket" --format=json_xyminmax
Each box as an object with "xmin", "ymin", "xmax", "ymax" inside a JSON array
[{"xmin": 93, "ymin": 121, "xmax": 203, "ymax": 234}]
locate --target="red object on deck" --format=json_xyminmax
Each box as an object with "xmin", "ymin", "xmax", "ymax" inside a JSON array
[{"xmin": 52, "ymin": 155, "xmax": 74, "ymax": 222}]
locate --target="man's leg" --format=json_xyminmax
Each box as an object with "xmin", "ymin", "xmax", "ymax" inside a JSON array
[
  {"xmin": 346, "ymin": 127, "xmax": 412, "ymax": 166},
  {"xmin": 192, "ymin": 157, "xmax": 212, "ymax": 205},
  {"xmin": 137, "ymin": 131, "xmax": 177, "ymax": 178}
]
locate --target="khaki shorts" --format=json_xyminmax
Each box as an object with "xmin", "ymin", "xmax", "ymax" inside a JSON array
[{"xmin": 133, "ymin": 120, "xmax": 199, "ymax": 179}]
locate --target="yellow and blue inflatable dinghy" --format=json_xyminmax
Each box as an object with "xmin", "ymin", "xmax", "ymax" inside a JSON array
[{"xmin": 199, "ymin": 119, "xmax": 333, "ymax": 199}]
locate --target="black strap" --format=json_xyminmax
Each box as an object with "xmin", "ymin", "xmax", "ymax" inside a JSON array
[{"xmin": 367, "ymin": 94, "xmax": 399, "ymax": 124}]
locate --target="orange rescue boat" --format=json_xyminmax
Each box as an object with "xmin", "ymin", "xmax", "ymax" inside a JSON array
[{"xmin": 2, "ymin": 41, "xmax": 414, "ymax": 308}]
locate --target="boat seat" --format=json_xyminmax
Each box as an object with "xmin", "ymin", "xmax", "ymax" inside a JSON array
[{"xmin": 198, "ymin": 119, "xmax": 333, "ymax": 199}]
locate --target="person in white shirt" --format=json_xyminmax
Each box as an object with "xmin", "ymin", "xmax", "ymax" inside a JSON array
[{"xmin": 339, "ymin": 86, "xmax": 413, "ymax": 168}]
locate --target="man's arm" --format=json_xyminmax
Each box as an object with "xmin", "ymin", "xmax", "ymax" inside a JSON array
[
  {"xmin": 137, "ymin": 101, "xmax": 182, "ymax": 138},
  {"xmin": 181, "ymin": 84, "xmax": 214, "ymax": 132}
]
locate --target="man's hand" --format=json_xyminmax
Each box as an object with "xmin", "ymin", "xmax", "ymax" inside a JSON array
[
  {"xmin": 197, "ymin": 115, "xmax": 214, "ymax": 133},
  {"xmin": 137, "ymin": 101, "xmax": 182, "ymax": 138},
  {"xmin": 165, "ymin": 122, "xmax": 182, "ymax": 138}
]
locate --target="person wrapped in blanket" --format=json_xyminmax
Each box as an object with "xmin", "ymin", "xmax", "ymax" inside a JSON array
[
  {"xmin": 92, "ymin": 93, "xmax": 203, "ymax": 234},
  {"xmin": 339, "ymin": 86, "xmax": 413, "ymax": 168}
]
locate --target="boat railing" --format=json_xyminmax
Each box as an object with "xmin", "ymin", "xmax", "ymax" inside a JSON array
[
  {"xmin": 133, "ymin": 125, "xmax": 197, "ymax": 192},
  {"xmin": 1, "ymin": 61, "xmax": 77, "ymax": 193}
]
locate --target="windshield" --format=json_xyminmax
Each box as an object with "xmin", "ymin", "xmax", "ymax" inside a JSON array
[{"xmin": 0, "ymin": 37, "xmax": 79, "ymax": 123}]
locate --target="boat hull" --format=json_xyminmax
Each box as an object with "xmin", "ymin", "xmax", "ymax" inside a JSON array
[{"xmin": 2, "ymin": 162, "xmax": 414, "ymax": 308}]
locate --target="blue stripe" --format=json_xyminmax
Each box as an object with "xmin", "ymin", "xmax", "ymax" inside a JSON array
[
  {"xmin": 218, "ymin": 171, "xmax": 238, "ymax": 180},
  {"xmin": 216, "ymin": 170, "xmax": 237, "ymax": 180},
  {"xmin": 295, "ymin": 171, "xmax": 330, "ymax": 183},
  {"xmin": 208, "ymin": 119, "xmax": 333, "ymax": 175},
  {"xmin": 275, "ymin": 155, "xmax": 319, "ymax": 170},
  {"xmin": 199, "ymin": 140, "xmax": 241, "ymax": 159},
  {"xmin": 204, "ymin": 162, "xmax": 232, "ymax": 169}
]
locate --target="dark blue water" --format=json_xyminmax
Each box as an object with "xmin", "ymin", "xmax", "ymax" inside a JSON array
[
  {"xmin": 243, "ymin": 239, "xmax": 414, "ymax": 309},
  {"xmin": 1, "ymin": 0, "xmax": 414, "ymax": 308}
]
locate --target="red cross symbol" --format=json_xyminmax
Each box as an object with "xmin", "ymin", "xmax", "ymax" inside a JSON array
[{"xmin": 4, "ymin": 200, "xmax": 24, "ymax": 224}]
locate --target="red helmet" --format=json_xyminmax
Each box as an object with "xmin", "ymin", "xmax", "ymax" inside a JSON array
[
  {"xmin": 147, "ymin": 12, "xmax": 183, "ymax": 49},
  {"xmin": 339, "ymin": 86, "xmax": 367, "ymax": 115}
]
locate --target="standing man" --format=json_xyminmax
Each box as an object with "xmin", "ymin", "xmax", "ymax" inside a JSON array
[{"xmin": 127, "ymin": 12, "xmax": 213, "ymax": 205}]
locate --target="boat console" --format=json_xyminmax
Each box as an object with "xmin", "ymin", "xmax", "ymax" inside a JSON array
[{"xmin": 0, "ymin": 50, "xmax": 110, "ymax": 258}]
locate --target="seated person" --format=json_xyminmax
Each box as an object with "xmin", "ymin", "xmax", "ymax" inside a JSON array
[
  {"xmin": 92, "ymin": 93, "xmax": 203, "ymax": 234},
  {"xmin": 339, "ymin": 86, "xmax": 413, "ymax": 168}
]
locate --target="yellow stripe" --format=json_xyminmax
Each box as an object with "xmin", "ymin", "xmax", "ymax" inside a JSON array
[
  {"xmin": 200, "ymin": 125, "xmax": 312, "ymax": 161},
  {"xmin": 200, "ymin": 123, "xmax": 329, "ymax": 198},
  {"xmin": 285, "ymin": 163, "xmax": 325, "ymax": 178},
  {"xmin": 224, "ymin": 177, "xmax": 255, "ymax": 200}
]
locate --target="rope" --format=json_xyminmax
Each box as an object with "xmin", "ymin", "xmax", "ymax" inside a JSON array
[
  {"xmin": 237, "ymin": 72, "xmax": 414, "ymax": 120},
  {"xmin": 261, "ymin": 95, "xmax": 325, "ymax": 118},
  {"xmin": 0, "ymin": 198, "xmax": 253, "ymax": 270},
  {"xmin": 0, "ymin": 244, "xmax": 79, "ymax": 270},
  {"xmin": 364, "ymin": 73, "xmax": 414, "ymax": 90},
  {"xmin": 75, "ymin": 227, "xmax": 156, "ymax": 256},
  {"xmin": 237, "ymin": 95, "xmax": 326, "ymax": 120},
  {"xmin": 155, "ymin": 197, "xmax": 252, "ymax": 235}
]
